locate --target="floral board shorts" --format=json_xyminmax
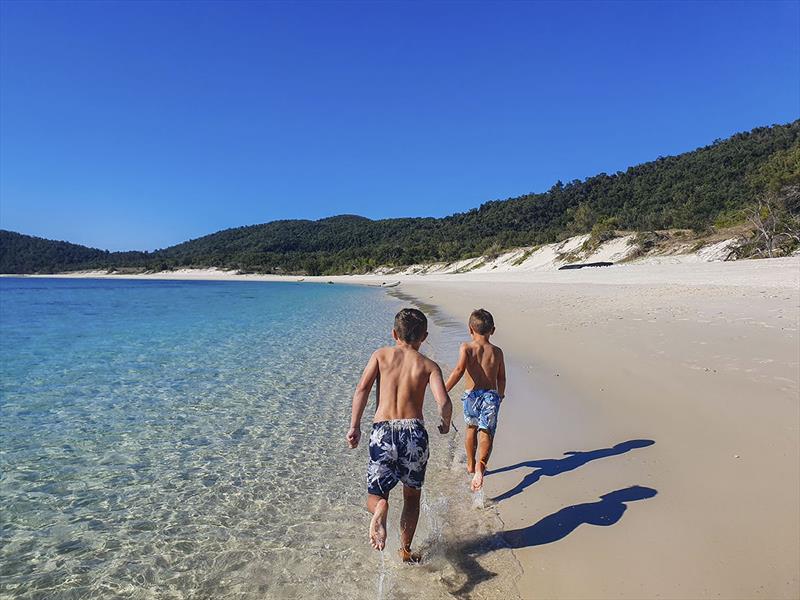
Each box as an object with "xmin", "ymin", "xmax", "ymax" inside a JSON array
[
  {"xmin": 367, "ymin": 419, "xmax": 429, "ymax": 497},
  {"xmin": 462, "ymin": 389, "xmax": 502, "ymax": 437}
]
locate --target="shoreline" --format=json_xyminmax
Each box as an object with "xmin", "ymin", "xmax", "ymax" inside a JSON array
[{"xmin": 3, "ymin": 254, "xmax": 799, "ymax": 289}]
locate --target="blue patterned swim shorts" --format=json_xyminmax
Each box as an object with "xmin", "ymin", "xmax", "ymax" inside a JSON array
[
  {"xmin": 367, "ymin": 419, "xmax": 429, "ymax": 497},
  {"xmin": 462, "ymin": 389, "xmax": 502, "ymax": 436}
]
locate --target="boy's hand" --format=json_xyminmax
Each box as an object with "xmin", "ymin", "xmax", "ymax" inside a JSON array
[
  {"xmin": 437, "ymin": 419, "xmax": 450, "ymax": 435},
  {"xmin": 346, "ymin": 427, "xmax": 361, "ymax": 448}
]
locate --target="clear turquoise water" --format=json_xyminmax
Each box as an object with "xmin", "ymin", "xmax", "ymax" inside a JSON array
[{"xmin": 0, "ymin": 278, "xmax": 518, "ymax": 599}]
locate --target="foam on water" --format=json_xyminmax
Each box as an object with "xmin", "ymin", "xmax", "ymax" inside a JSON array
[
  {"xmin": 0, "ymin": 278, "xmax": 520, "ymax": 599},
  {"xmin": 377, "ymin": 550, "xmax": 387, "ymax": 600}
]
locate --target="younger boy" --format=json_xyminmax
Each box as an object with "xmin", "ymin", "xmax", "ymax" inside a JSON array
[
  {"xmin": 346, "ymin": 308, "xmax": 453, "ymax": 561},
  {"xmin": 445, "ymin": 308, "xmax": 506, "ymax": 492}
]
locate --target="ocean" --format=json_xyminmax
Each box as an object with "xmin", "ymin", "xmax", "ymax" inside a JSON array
[{"xmin": 0, "ymin": 278, "xmax": 518, "ymax": 599}]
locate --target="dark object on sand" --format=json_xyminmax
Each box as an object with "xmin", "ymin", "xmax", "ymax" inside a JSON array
[{"xmin": 558, "ymin": 262, "xmax": 614, "ymax": 270}]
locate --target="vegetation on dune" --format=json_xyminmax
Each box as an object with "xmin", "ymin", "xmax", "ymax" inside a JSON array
[
  {"xmin": 731, "ymin": 143, "xmax": 800, "ymax": 259},
  {"xmin": 1, "ymin": 121, "xmax": 799, "ymax": 275}
]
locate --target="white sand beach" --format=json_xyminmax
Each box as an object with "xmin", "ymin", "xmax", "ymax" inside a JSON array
[
  {"xmin": 398, "ymin": 263, "xmax": 799, "ymax": 599},
  {"xmin": 17, "ymin": 257, "xmax": 800, "ymax": 598}
]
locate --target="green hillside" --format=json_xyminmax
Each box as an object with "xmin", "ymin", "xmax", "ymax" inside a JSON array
[
  {"xmin": 2, "ymin": 120, "xmax": 798, "ymax": 275},
  {"xmin": 0, "ymin": 232, "xmax": 114, "ymax": 274}
]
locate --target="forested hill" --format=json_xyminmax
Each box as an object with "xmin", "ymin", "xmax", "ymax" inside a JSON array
[{"xmin": 2, "ymin": 121, "xmax": 798, "ymax": 275}]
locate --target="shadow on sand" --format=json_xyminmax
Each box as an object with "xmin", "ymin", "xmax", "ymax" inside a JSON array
[
  {"xmin": 489, "ymin": 439, "xmax": 655, "ymax": 502},
  {"xmin": 445, "ymin": 485, "xmax": 658, "ymax": 598}
]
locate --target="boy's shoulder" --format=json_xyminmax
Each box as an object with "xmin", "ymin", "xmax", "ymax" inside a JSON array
[
  {"xmin": 373, "ymin": 346, "xmax": 400, "ymax": 359},
  {"xmin": 491, "ymin": 343, "xmax": 504, "ymax": 360},
  {"xmin": 462, "ymin": 340, "xmax": 503, "ymax": 354},
  {"xmin": 375, "ymin": 346, "xmax": 438, "ymax": 369},
  {"xmin": 409, "ymin": 349, "xmax": 441, "ymax": 375}
]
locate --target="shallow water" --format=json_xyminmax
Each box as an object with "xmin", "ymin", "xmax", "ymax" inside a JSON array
[{"xmin": 0, "ymin": 278, "xmax": 519, "ymax": 599}]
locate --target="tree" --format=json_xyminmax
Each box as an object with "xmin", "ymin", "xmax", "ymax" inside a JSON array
[{"xmin": 736, "ymin": 185, "xmax": 800, "ymax": 258}]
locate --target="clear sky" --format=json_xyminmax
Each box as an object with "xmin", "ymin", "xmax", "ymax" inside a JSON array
[{"xmin": 1, "ymin": 1, "xmax": 798, "ymax": 251}]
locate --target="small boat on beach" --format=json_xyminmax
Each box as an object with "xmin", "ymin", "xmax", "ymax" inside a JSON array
[{"xmin": 381, "ymin": 281, "xmax": 401, "ymax": 288}]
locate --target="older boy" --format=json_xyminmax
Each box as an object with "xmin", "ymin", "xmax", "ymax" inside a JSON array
[
  {"xmin": 346, "ymin": 308, "xmax": 453, "ymax": 561},
  {"xmin": 445, "ymin": 308, "xmax": 506, "ymax": 492}
]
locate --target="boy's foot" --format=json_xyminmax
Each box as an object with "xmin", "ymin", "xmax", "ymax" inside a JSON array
[
  {"xmin": 399, "ymin": 547, "xmax": 422, "ymax": 563},
  {"xmin": 369, "ymin": 499, "xmax": 388, "ymax": 551},
  {"xmin": 471, "ymin": 468, "xmax": 484, "ymax": 491}
]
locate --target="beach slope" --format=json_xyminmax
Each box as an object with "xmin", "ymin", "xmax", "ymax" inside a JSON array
[{"xmin": 400, "ymin": 258, "xmax": 799, "ymax": 599}]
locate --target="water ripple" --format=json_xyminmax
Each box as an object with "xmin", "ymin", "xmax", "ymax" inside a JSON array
[{"xmin": 1, "ymin": 278, "xmax": 518, "ymax": 599}]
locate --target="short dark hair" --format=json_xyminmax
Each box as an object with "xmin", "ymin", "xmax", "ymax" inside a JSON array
[
  {"xmin": 469, "ymin": 308, "xmax": 494, "ymax": 335},
  {"xmin": 394, "ymin": 308, "xmax": 427, "ymax": 343}
]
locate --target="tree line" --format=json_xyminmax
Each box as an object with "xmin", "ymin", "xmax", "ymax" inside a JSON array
[{"xmin": 2, "ymin": 120, "xmax": 798, "ymax": 275}]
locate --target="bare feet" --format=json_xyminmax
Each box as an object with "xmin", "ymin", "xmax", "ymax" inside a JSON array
[
  {"xmin": 399, "ymin": 547, "xmax": 422, "ymax": 563},
  {"xmin": 471, "ymin": 466, "xmax": 484, "ymax": 491},
  {"xmin": 369, "ymin": 499, "xmax": 388, "ymax": 550},
  {"xmin": 466, "ymin": 458, "xmax": 475, "ymax": 475}
]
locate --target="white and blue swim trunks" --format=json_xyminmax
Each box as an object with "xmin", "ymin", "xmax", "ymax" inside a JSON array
[
  {"xmin": 367, "ymin": 419, "xmax": 429, "ymax": 497},
  {"xmin": 462, "ymin": 389, "xmax": 502, "ymax": 436}
]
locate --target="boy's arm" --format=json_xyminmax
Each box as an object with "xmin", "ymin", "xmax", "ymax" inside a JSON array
[
  {"xmin": 347, "ymin": 351, "xmax": 380, "ymax": 448},
  {"xmin": 430, "ymin": 364, "xmax": 453, "ymax": 434},
  {"xmin": 497, "ymin": 348, "xmax": 507, "ymax": 398},
  {"xmin": 444, "ymin": 344, "xmax": 468, "ymax": 392}
]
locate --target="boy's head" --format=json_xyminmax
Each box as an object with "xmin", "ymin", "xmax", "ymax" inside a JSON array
[
  {"xmin": 393, "ymin": 308, "xmax": 428, "ymax": 346},
  {"xmin": 469, "ymin": 308, "xmax": 495, "ymax": 336}
]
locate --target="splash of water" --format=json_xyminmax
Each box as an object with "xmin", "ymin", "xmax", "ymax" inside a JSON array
[
  {"xmin": 422, "ymin": 492, "xmax": 449, "ymax": 551},
  {"xmin": 376, "ymin": 549, "xmax": 386, "ymax": 600}
]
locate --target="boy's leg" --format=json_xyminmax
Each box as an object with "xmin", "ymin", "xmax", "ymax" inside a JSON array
[
  {"xmin": 471, "ymin": 430, "xmax": 494, "ymax": 491},
  {"xmin": 367, "ymin": 493, "xmax": 389, "ymax": 551},
  {"xmin": 399, "ymin": 485, "xmax": 422, "ymax": 562},
  {"xmin": 465, "ymin": 425, "xmax": 478, "ymax": 474}
]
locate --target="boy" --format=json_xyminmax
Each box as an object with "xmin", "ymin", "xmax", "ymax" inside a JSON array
[
  {"xmin": 445, "ymin": 308, "xmax": 506, "ymax": 492},
  {"xmin": 346, "ymin": 308, "xmax": 453, "ymax": 561}
]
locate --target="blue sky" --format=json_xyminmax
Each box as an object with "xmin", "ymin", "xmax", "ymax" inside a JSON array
[{"xmin": 1, "ymin": 1, "xmax": 798, "ymax": 251}]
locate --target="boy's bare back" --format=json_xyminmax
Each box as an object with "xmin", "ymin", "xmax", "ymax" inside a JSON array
[
  {"xmin": 460, "ymin": 340, "xmax": 505, "ymax": 393},
  {"xmin": 370, "ymin": 346, "xmax": 446, "ymax": 421}
]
